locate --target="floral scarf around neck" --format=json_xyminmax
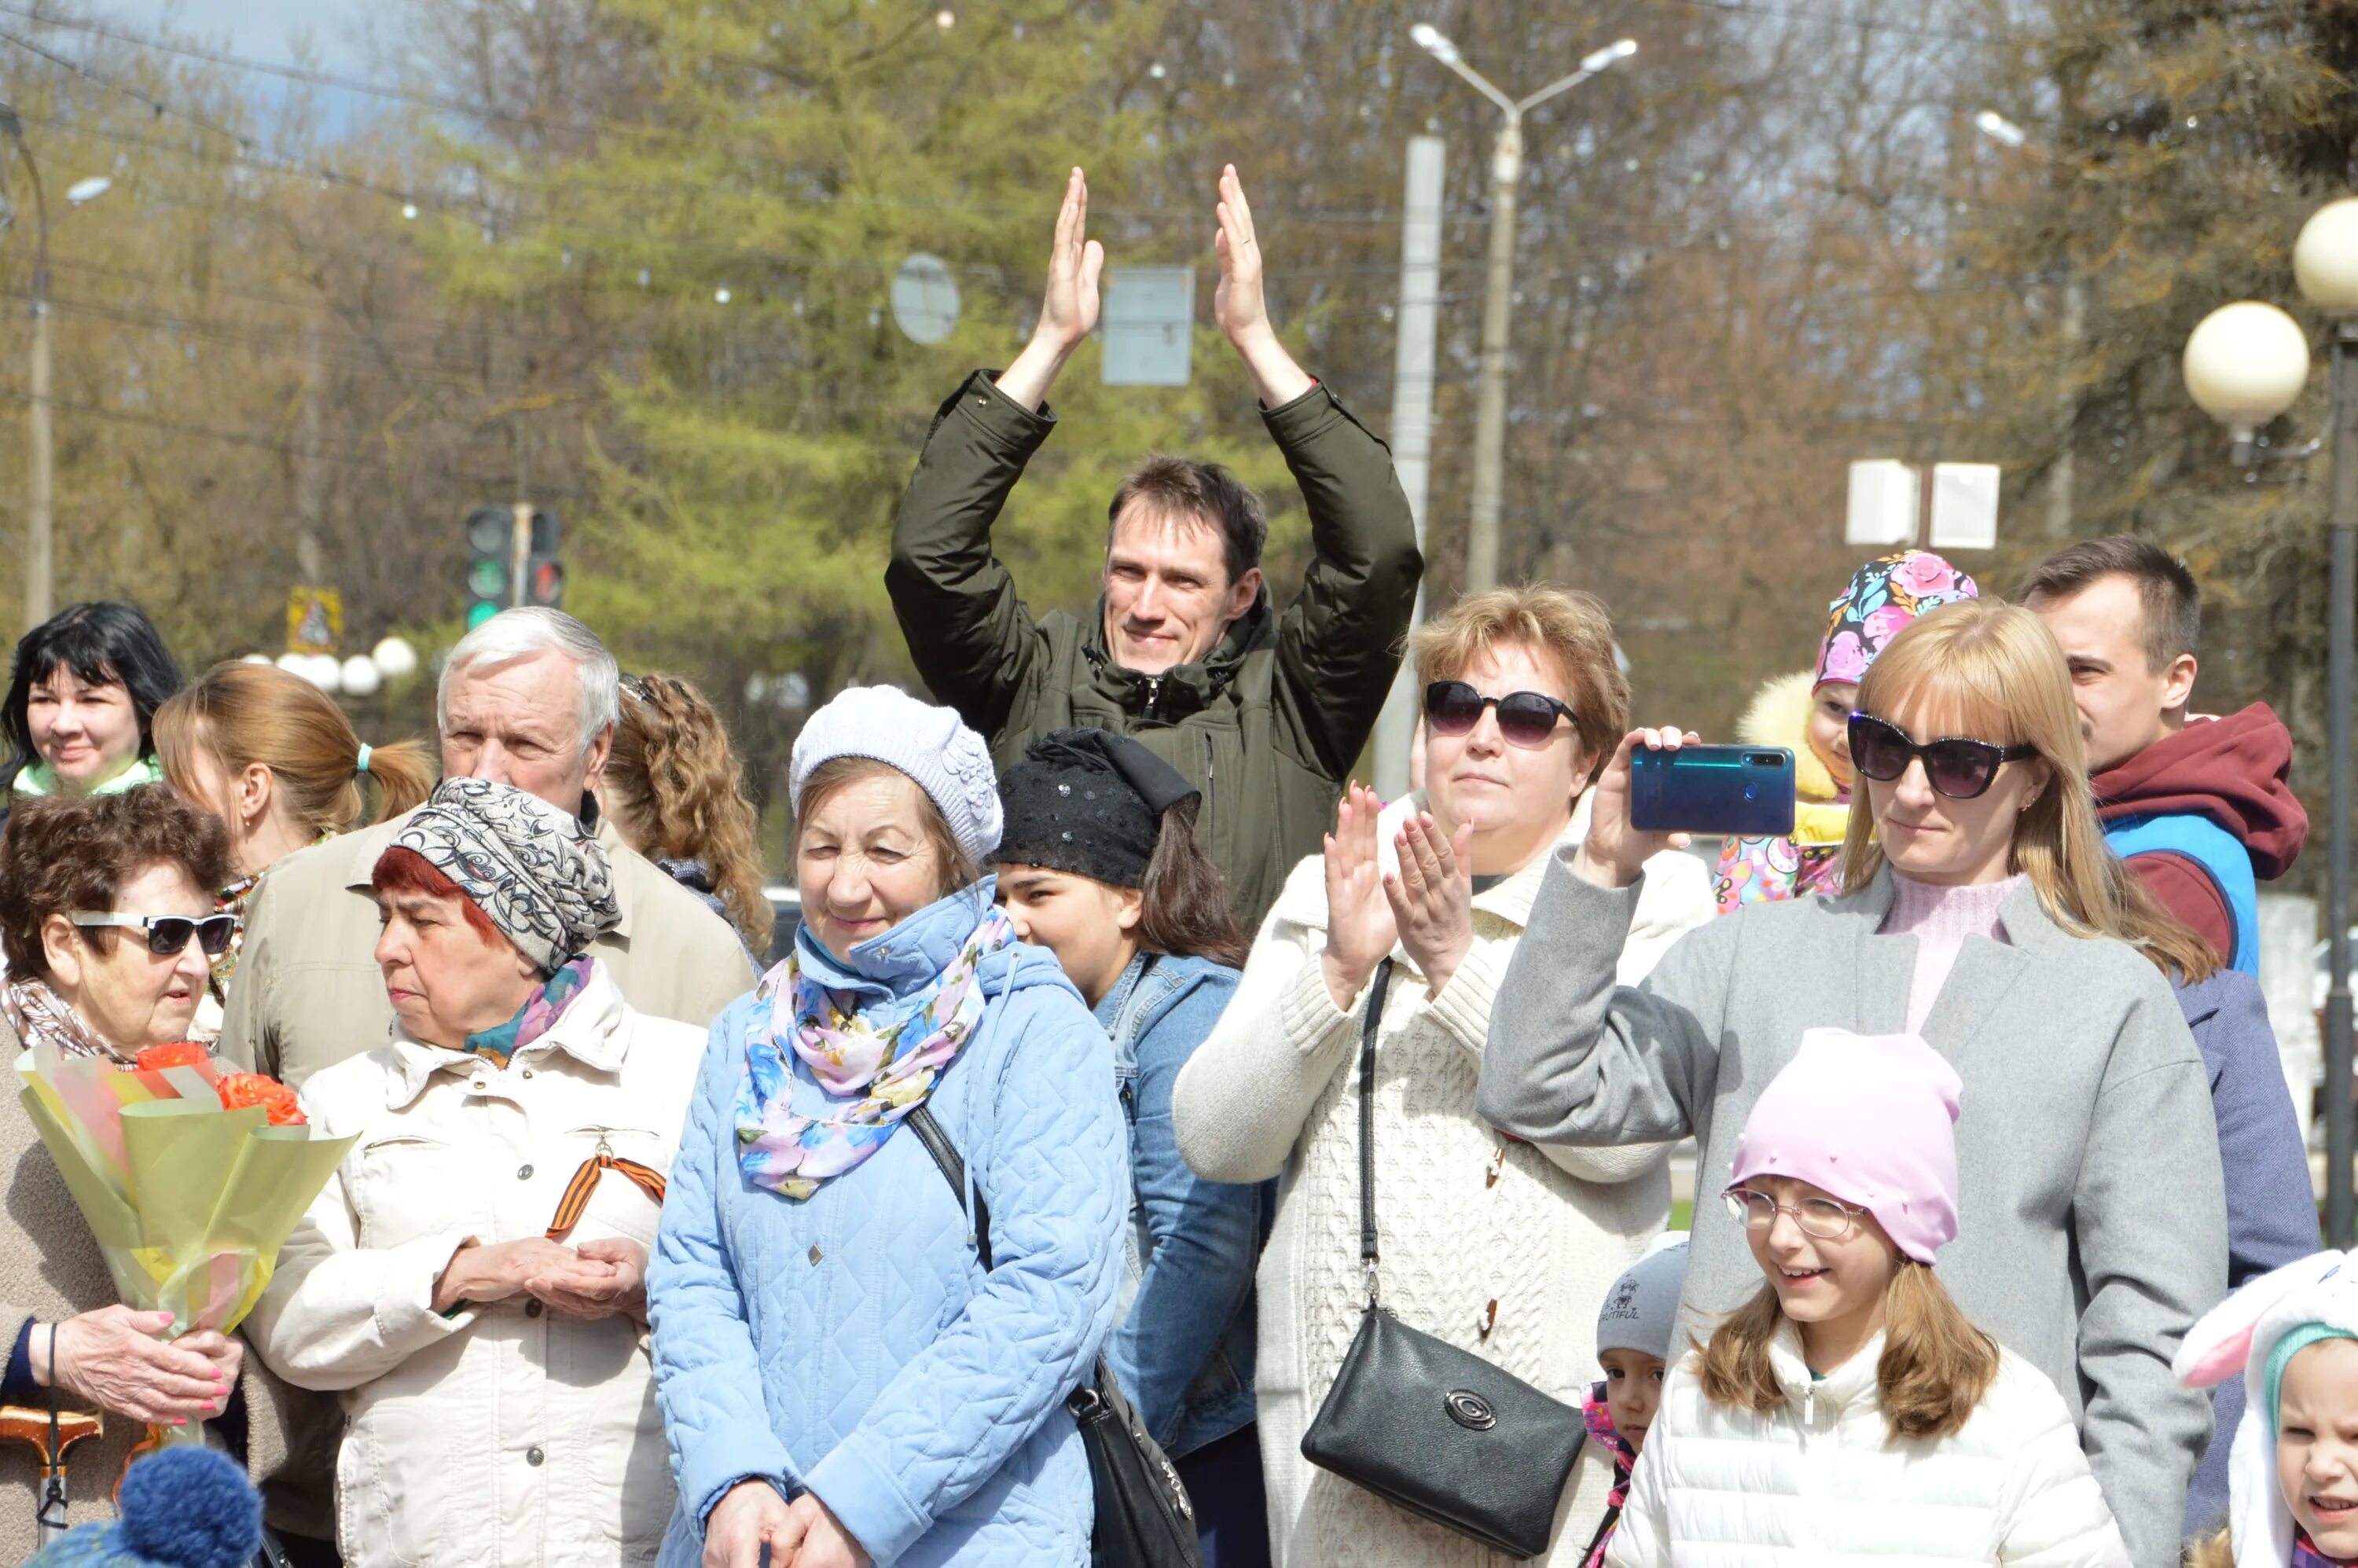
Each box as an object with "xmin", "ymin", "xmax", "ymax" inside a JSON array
[
  {"xmin": 733, "ymin": 909, "xmax": 1012, "ymax": 1200},
  {"xmin": 463, "ymin": 957, "xmax": 596, "ymax": 1068},
  {"xmin": 1, "ymin": 977, "xmax": 122, "ymax": 1060}
]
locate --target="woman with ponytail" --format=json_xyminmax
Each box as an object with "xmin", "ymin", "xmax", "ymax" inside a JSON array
[
  {"xmin": 992, "ymin": 727, "xmax": 1265, "ymax": 1568},
  {"xmin": 601, "ymin": 674, "xmax": 774, "ymax": 955},
  {"xmin": 1611, "ymin": 1028, "xmax": 2130, "ymax": 1566},
  {"xmin": 155, "ymin": 662, "xmax": 433, "ymax": 986}
]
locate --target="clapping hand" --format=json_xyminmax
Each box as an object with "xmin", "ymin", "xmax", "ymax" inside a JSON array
[
  {"xmin": 1211, "ymin": 165, "xmax": 1314, "ymax": 406},
  {"xmin": 1574, "ymin": 727, "xmax": 1697, "ymax": 890},
  {"xmin": 1386, "ymin": 812, "xmax": 1475, "ymax": 997},
  {"xmin": 997, "ymin": 168, "xmax": 1105, "ymax": 411},
  {"xmin": 1320, "ymin": 784, "xmax": 1398, "ymax": 1012}
]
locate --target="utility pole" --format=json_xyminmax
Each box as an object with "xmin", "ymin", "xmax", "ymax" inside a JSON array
[
  {"xmin": 1466, "ymin": 120, "xmax": 1520, "ymax": 594},
  {"xmin": 1411, "ymin": 26, "xmax": 1635, "ymax": 593},
  {"xmin": 2327, "ymin": 320, "xmax": 2357, "ymax": 1246},
  {"xmin": 0, "ymin": 105, "xmax": 53, "ymax": 630},
  {"xmin": 1373, "ymin": 135, "xmax": 1448, "ymax": 800}
]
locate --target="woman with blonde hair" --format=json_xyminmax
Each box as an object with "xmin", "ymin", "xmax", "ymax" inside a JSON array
[
  {"xmin": 599, "ymin": 674, "xmax": 773, "ymax": 954},
  {"xmin": 1173, "ymin": 586, "xmax": 1713, "ymax": 1566},
  {"xmin": 155, "ymin": 662, "xmax": 433, "ymax": 986},
  {"xmin": 1479, "ymin": 599, "xmax": 2225, "ymax": 1568}
]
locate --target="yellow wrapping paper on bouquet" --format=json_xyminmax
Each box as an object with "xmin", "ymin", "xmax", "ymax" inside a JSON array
[{"xmin": 16, "ymin": 1041, "xmax": 357, "ymax": 1338}]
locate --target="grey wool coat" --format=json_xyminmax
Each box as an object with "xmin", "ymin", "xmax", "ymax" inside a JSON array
[{"xmin": 1477, "ymin": 858, "xmax": 2225, "ymax": 1568}]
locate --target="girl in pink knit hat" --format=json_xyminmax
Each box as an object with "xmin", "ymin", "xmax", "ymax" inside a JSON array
[{"xmin": 1605, "ymin": 1029, "xmax": 2131, "ymax": 1567}]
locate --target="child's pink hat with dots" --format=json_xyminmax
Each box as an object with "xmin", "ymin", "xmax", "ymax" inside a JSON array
[{"xmin": 1728, "ymin": 1027, "xmax": 1962, "ymax": 1265}]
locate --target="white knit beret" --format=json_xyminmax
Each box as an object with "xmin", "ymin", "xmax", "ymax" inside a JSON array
[{"xmin": 789, "ymin": 685, "xmax": 1003, "ymax": 864}]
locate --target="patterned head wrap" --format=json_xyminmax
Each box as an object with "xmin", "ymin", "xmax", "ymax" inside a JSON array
[
  {"xmin": 995, "ymin": 728, "xmax": 1199, "ymax": 888},
  {"xmin": 1815, "ymin": 550, "xmax": 1979, "ymax": 691},
  {"xmin": 386, "ymin": 777, "xmax": 619, "ymax": 974}
]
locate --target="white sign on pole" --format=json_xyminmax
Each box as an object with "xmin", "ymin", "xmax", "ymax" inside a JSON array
[
  {"xmin": 891, "ymin": 254, "xmax": 961, "ymax": 346},
  {"xmin": 1928, "ymin": 462, "xmax": 2002, "ymax": 551},
  {"xmin": 1101, "ymin": 266, "xmax": 1196, "ymax": 387},
  {"xmin": 1845, "ymin": 460, "xmax": 1919, "ymax": 547}
]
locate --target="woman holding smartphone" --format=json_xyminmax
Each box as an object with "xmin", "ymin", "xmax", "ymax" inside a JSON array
[
  {"xmin": 1477, "ymin": 598, "xmax": 2225, "ymax": 1568},
  {"xmin": 1171, "ymin": 587, "xmax": 1711, "ymax": 1567}
]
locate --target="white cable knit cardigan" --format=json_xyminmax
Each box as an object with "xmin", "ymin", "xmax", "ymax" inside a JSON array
[{"xmin": 1171, "ymin": 797, "xmax": 1715, "ymax": 1568}]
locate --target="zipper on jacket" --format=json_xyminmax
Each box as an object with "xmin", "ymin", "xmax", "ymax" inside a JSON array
[
  {"xmin": 1142, "ymin": 676, "xmax": 1162, "ymax": 722},
  {"xmin": 1200, "ymin": 732, "xmax": 1216, "ymax": 838}
]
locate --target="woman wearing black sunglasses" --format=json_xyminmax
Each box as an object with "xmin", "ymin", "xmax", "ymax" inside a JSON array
[
  {"xmin": 1478, "ymin": 598, "xmax": 2226, "ymax": 1568},
  {"xmin": 0, "ymin": 784, "xmax": 299, "ymax": 1555},
  {"xmin": 1173, "ymin": 586, "xmax": 1713, "ymax": 1566}
]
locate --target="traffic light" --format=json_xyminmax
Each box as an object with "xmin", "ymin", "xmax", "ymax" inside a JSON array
[
  {"xmin": 463, "ymin": 506, "xmax": 512, "ymax": 630},
  {"xmin": 461, "ymin": 505, "xmax": 563, "ymax": 626},
  {"xmin": 524, "ymin": 509, "xmax": 564, "ymax": 609}
]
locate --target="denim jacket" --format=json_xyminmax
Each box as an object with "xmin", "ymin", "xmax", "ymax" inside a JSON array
[{"xmin": 1093, "ymin": 950, "xmax": 1267, "ymax": 1458}]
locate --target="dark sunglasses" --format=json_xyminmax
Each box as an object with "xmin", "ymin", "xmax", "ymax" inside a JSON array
[
  {"xmin": 69, "ymin": 911, "xmax": 238, "ymax": 957},
  {"xmin": 1846, "ymin": 712, "xmax": 2037, "ymax": 801},
  {"xmin": 1424, "ymin": 681, "xmax": 1575, "ymax": 748}
]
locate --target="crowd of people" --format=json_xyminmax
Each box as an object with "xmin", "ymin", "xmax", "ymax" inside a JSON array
[{"xmin": 0, "ymin": 163, "xmax": 2338, "ymax": 1568}]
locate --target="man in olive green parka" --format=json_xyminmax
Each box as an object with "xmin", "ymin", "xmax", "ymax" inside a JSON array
[{"xmin": 887, "ymin": 165, "xmax": 1423, "ymax": 927}]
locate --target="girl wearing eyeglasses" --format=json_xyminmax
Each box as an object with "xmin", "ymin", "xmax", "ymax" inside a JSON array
[
  {"xmin": 1608, "ymin": 1027, "xmax": 2131, "ymax": 1566},
  {"xmin": 1172, "ymin": 586, "xmax": 1713, "ymax": 1567},
  {"xmin": 1713, "ymin": 551, "xmax": 1978, "ymax": 915},
  {"xmin": 1481, "ymin": 597, "xmax": 2226, "ymax": 1568}
]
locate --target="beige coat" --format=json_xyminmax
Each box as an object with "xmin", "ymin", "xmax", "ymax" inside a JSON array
[
  {"xmin": 1171, "ymin": 798, "xmax": 1713, "ymax": 1568},
  {"xmin": 216, "ymin": 806, "xmax": 755, "ymax": 1092},
  {"xmin": 247, "ymin": 960, "xmax": 703, "ymax": 1568},
  {"xmin": 0, "ymin": 1017, "xmax": 303, "ymax": 1555}
]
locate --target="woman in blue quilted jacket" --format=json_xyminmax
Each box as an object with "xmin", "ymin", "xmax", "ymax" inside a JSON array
[{"xmin": 648, "ymin": 685, "xmax": 1128, "ymax": 1568}]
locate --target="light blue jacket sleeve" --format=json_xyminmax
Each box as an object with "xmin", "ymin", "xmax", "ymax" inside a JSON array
[
  {"xmin": 802, "ymin": 987, "xmax": 1127, "ymax": 1565},
  {"xmin": 648, "ymin": 1000, "xmax": 800, "ymax": 1529},
  {"xmin": 1106, "ymin": 971, "xmax": 1263, "ymax": 1445}
]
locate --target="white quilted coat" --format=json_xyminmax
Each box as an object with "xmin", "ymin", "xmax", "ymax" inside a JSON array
[
  {"xmin": 1172, "ymin": 795, "xmax": 1713, "ymax": 1568},
  {"xmin": 1607, "ymin": 1326, "xmax": 2131, "ymax": 1567}
]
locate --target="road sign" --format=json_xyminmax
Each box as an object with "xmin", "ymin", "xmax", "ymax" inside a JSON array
[
  {"xmin": 1102, "ymin": 266, "xmax": 1196, "ymax": 387},
  {"xmin": 891, "ymin": 253, "xmax": 960, "ymax": 346},
  {"xmin": 285, "ymin": 586, "xmax": 343, "ymax": 654}
]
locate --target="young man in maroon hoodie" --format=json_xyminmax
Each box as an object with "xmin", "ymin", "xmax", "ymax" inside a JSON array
[{"xmin": 2021, "ymin": 536, "xmax": 2309, "ymax": 976}]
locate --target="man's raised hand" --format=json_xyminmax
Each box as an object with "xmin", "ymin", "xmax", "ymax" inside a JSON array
[
  {"xmin": 996, "ymin": 167, "xmax": 1105, "ymax": 412},
  {"xmin": 1212, "ymin": 165, "xmax": 1314, "ymax": 407}
]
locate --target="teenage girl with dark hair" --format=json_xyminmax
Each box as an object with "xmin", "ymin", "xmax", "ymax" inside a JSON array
[
  {"xmin": 2, "ymin": 602, "xmax": 185, "ymax": 807},
  {"xmin": 992, "ymin": 727, "xmax": 1268, "ymax": 1568}
]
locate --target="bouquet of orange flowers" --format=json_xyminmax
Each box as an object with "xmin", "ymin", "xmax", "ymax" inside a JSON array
[{"xmin": 17, "ymin": 1036, "xmax": 355, "ymax": 1441}]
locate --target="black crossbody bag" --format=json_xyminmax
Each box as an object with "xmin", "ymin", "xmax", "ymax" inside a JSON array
[
  {"xmin": 1296, "ymin": 960, "xmax": 1586, "ymax": 1560},
  {"xmin": 904, "ymin": 1103, "xmax": 1203, "ymax": 1568}
]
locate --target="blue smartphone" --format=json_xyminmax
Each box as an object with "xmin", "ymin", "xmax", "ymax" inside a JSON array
[{"xmin": 1629, "ymin": 745, "xmax": 1797, "ymax": 837}]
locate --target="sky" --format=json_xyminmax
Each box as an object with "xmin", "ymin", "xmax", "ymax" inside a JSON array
[{"xmin": 97, "ymin": 0, "xmax": 381, "ymax": 131}]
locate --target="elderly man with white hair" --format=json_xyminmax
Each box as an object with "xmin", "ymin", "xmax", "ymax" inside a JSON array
[{"xmin": 219, "ymin": 608, "xmax": 753, "ymax": 1091}]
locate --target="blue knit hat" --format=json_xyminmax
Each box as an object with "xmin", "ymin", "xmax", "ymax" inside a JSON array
[{"xmin": 23, "ymin": 1448, "xmax": 261, "ymax": 1568}]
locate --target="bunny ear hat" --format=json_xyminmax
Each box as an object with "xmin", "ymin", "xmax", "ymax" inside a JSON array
[{"xmin": 2176, "ymin": 1251, "xmax": 2358, "ymax": 1567}]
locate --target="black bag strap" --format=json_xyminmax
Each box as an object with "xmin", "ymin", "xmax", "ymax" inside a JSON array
[
  {"xmin": 906, "ymin": 1102, "xmax": 993, "ymax": 1272},
  {"xmin": 1357, "ymin": 959, "xmax": 1394, "ymax": 1302}
]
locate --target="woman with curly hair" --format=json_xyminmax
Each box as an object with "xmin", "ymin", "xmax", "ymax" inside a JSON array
[{"xmin": 599, "ymin": 674, "xmax": 773, "ymax": 954}]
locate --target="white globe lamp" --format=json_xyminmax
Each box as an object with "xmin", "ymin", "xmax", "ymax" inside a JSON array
[
  {"xmin": 2297, "ymin": 199, "xmax": 2358, "ymax": 314},
  {"xmin": 340, "ymin": 656, "xmax": 383, "ymax": 697},
  {"xmin": 370, "ymin": 636, "xmax": 419, "ymax": 681},
  {"xmin": 307, "ymin": 654, "xmax": 345, "ymax": 694},
  {"xmin": 2183, "ymin": 301, "xmax": 2311, "ymax": 447},
  {"xmin": 274, "ymin": 652, "xmax": 309, "ymax": 679}
]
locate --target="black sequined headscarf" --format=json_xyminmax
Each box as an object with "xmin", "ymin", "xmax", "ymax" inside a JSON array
[{"xmin": 994, "ymin": 728, "xmax": 1200, "ymax": 888}]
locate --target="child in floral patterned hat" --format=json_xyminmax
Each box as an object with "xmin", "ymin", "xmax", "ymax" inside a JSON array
[{"xmin": 1713, "ymin": 551, "xmax": 1978, "ymax": 914}]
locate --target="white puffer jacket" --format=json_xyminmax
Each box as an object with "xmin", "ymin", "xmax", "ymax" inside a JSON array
[{"xmin": 1608, "ymin": 1326, "xmax": 2130, "ymax": 1568}]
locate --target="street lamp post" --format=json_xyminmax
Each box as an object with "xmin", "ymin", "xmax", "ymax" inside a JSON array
[
  {"xmin": 2183, "ymin": 199, "xmax": 2358, "ymax": 1244},
  {"xmin": 1410, "ymin": 24, "xmax": 1635, "ymax": 593}
]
